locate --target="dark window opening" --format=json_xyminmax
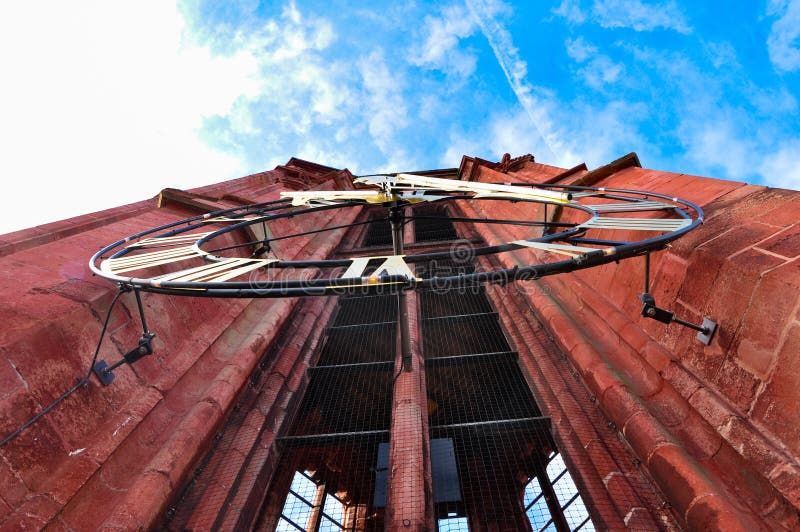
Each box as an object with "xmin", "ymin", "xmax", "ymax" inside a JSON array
[
  {"xmin": 287, "ymin": 365, "xmax": 392, "ymax": 437},
  {"xmin": 361, "ymin": 212, "xmax": 392, "ymax": 247},
  {"xmin": 318, "ymin": 323, "xmax": 396, "ymax": 366},
  {"xmin": 420, "ymin": 253, "xmax": 595, "ymax": 532},
  {"xmin": 427, "ymin": 353, "xmax": 540, "ymax": 426},
  {"xmin": 413, "ymin": 204, "xmax": 459, "ymax": 242},
  {"xmin": 422, "ymin": 313, "xmax": 510, "ymax": 359},
  {"xmin": 261, "ymin": 288, "xmax": 396, "ymax": 529},
  {"xmin": 332, "ymin": 294, "xmax": 397, "ymax": 326}
]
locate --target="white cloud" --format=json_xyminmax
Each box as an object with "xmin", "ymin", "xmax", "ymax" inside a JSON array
[
  {"xmin": 683, "ymin": 117, "xmax": 800, "ymax": 191},
  {"xmin": 465, "ymin": 0, "xmax": 572, "ymax": 163},
  {"xmin": 442, "ymin": 131, "xmax": 485, "ymax": 168},
  {"xmin": 444, "ymin": 96, "xmax": 651, "ymax": 173},
  {"xmin": 357, "ymin": 49, "xmax": 416, "ymax": 171},
  {"xmin": 0, "ymin": 1, "xmax": 257, "ymax": 234},
  {"xmin": 566, "ymin": 36, "xmax": 598, "ymax": 62},
  {"xmin": 409, "ymin": 4, "xmax": 478, "ymax": 79},
  {"xmin": 566, "ymin": 37, "xmax": 625, "ymax": 89},
  {"xmin": 748, "ymin": 86, "xmax": 798, "ymax": 114},
  {"xmin": 552, "ymin": 0, "xmax": 587, "ymax": 24},
  {"xmin": 464, "ymin": 0, "xmax": 643, "ymax": 169},
  {"xmin": 767, "ymin": 0, "xmax": 800, "ymax": 71},
  {"xmin": 191, "ymin": 4, "xmax": 418, "ymax": 176},
  {"xmin": 582, "ymin": 56, "xmax": 625, "ymax": 88},
  {"xmin": 704, "ymin": 41, "xmax": 739, "ymax": 69},
  {"xmin": 628, "ymin": 45, "xmax": 800, "ymax": 190},
  {"xmin": 758, "ymin": 140, "xmax": 800, "ymax": 190},
  {"xmin": 678, "ymin": 112, "xmax": 754, "ymax": 180},
  {"xmin": 591, "ymin": 0, "xmax": 692, "ymax": 33}
]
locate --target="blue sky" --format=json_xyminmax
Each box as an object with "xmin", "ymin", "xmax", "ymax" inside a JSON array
[{"xmin": 1, "ymin": 0, "xmax": 799, "ymax": 234}]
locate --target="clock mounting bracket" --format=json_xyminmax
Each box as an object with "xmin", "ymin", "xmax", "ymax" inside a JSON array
[
  {"xmin": 92, "ymin": 286, "xmax": 157, "ymax": 386},
  {"xmin": 638, "ymin": 252, "xmax": 718, "ymax": 345}
]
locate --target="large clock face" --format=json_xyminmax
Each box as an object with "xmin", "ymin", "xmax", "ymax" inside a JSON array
[{"xmin": 89, "ymin": 173, "xmax": 702, "ymax": 297}]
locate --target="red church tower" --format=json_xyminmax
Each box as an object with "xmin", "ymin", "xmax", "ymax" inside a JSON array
[{"xmin": 1, "ymin": 154, "xmax": 799, "ymax": 531}]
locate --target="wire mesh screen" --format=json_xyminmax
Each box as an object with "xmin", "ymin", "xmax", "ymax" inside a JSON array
[
  {"xmin": 361, "ymin": 212, "xmax": 393, "ymax": 247},
  {"xmin": 266, "ymin": 434, "xmax": 387, "ymax": 531},
  {"xmin": 288, "ymin": 365, "xmax": 392, "ymax": 436},
  {"xmin": 419, "ymin": 288, "xmax": 493, "ymax": 318},
  {"xmin": 259, "ymin": 284, "xmax": 396, "ymax": 529},
  {"xmin": 427, "ymin": 353, "xmax": 539, "ymax": 426},
  {"xmin": 419, "ymin": 254, "xmax": 598, "ymax": 531},
  {"xmin": 431, "ymin": 421, "xmax": 577, "ymax": 531},
  {"xmin": 332, "ymin": 294, "xmax": 397, "ymax": 326},
  {"xmin": 318, "ymin": 323, "xmax": 396, "ymax": 366},
  {"xmin": 166, "ymin": 206, "xmax": 675, "ymax": 531},
  {"xmin": 422, "ymin": 314, "xmax": 510, "ymax": 358},
  {"xmin": 413, "ymin": 204, "xmax": 459, "ymax": 242}
]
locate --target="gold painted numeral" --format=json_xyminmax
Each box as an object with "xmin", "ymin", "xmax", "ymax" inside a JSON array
[
  {"xmin": 102, "ymin": 246, "xmax": 204, "ymax": 274},
  {"xmin": 340, "ymin": 255, "xmax": 414, "ymax": 280},
  {"xmin": 151, "ymin": 258, "xmax": 277, "ymax": 285}
]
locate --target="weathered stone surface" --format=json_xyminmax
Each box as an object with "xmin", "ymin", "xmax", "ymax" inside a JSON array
[
  {"xmin": 0, "ymin": 159, "xmax": 358, "ymax": 530},
  {"xmin": 2, "ymin": 154, "xmax": 799, "ymax": 531}
]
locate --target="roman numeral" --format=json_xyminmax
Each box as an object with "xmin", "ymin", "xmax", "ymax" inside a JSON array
[
  {"xmin": 151, "ymin": 258, "xmax": 277, "ymax": 285},
  {"xmin": 102, "ymin": 246, "xmax": 204, "ymax": 274},
  {"xmin": 127, "ymin": 232, "xmax": 214, "ymax": 249},
  {"xmin": 512, "ymin": 241, "xmax": 607, "ymax": 257},
  {"xmin": 585, "ymin": 201, "xmax": 674, "ymax": 212},
  {"xmin": 340, "ymin": 256, "xmax": 415, "ymax": 280},
  {"xmin": 578, "ymin": 217, "xmax": 691, "ymax": 232}
]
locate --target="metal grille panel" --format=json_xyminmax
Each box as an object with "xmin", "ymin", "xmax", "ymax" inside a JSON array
[
  {"xmin": 260, "ymin": 275, "xmax": 397, "ymax": 530},
  {"xmin": 332, "ymin": 294, "xmax": 396, "ymax": 326},
  {"xmin": 413, "ymin": 205, "xmax": 459, "ymax": 242},
  {"xmin": 287, "ymin": 365, "xmax": 392, "ymax": 437},
  {"xmin": 430, "ymin": 421, "xmax": 558, "ymax": 530},
  {"xmin": 427, "ymin": 353, "xmax": 540, "ymax": 426},
  {"xmin": 418, "ymin": 249, "xmax": 600, "ymax": 532},
  {"xmin": 419, "ymin": 288, "xmax": 493, "ymax": 319},
  {"xmin": 422, "ymin": 313, "xmax": 510, "ymax": 358},
  {"xmin": 265, "ymin": 434, "xmax": 387, "ymax": 531},
  {"xmin": 318, "ymin": 323, "xmax": 396, "ymax": 366},
  {"xmin": 362, "ymin": 213, "xmax": 392, "ymax": 247}
]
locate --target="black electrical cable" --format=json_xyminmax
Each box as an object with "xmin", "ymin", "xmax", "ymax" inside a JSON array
[{"xmin": 0, "ymin": 288, "xmax": 125, "ymax": 448}]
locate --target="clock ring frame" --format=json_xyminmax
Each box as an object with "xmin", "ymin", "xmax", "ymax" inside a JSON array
[{"xmin": 89, "ymin": 177, "xmax": 704, "ymax": 298}]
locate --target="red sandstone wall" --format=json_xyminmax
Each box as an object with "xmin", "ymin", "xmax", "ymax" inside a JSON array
[
  {"xmin": 460, "ymin": 155, "xmax": 800, "ymax": 530},
  {"xmin": 0, "ymin": 161, "xmax": 357, "ymax": 529},
  {"xmin": 3, "ymin": 153, "xmax": 798, "ymax": 530}
]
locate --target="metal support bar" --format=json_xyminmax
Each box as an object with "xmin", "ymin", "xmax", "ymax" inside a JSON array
[
  {"xmin": 429, "ymin": 416, "xmax": 550, "ymax": 431},
  {"xmin": 390, "ymin": 205, "xmax": 412, "ymax": 372},
  {"xmin": 277, "ymin": 429, "xmax": 391, "ymax": 443},
  {"xmin": 424, "ymin": 351, "xmax": 518, "ymax": 365},
  {"xmin": 310, "ymin": 361, "xmax": 394, "ymax": 371},
  {"xmin": 421, "ymin": 311, "xmax": 499, "ymax": 321},
  {"xmin": 133, "ymin": 288, "xmax": 151, "ymax": 335},
  {"xmin": 409, "ymin": 214, "xmax": 575, "ymax": 228},
  {"xmin": 93, "ymin": 288, "xmax": 157, "ymax": 386},
  {"xmin": 671, "ymin": 316, "xmax": 709, "ymax": 333},
  {"xmin": 532, "ymin": 453, "xmax": 572, "ymax": 532},
  {"xmin": 639, "ymin": 253, "xmax": 717, "ymax": 345}
]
